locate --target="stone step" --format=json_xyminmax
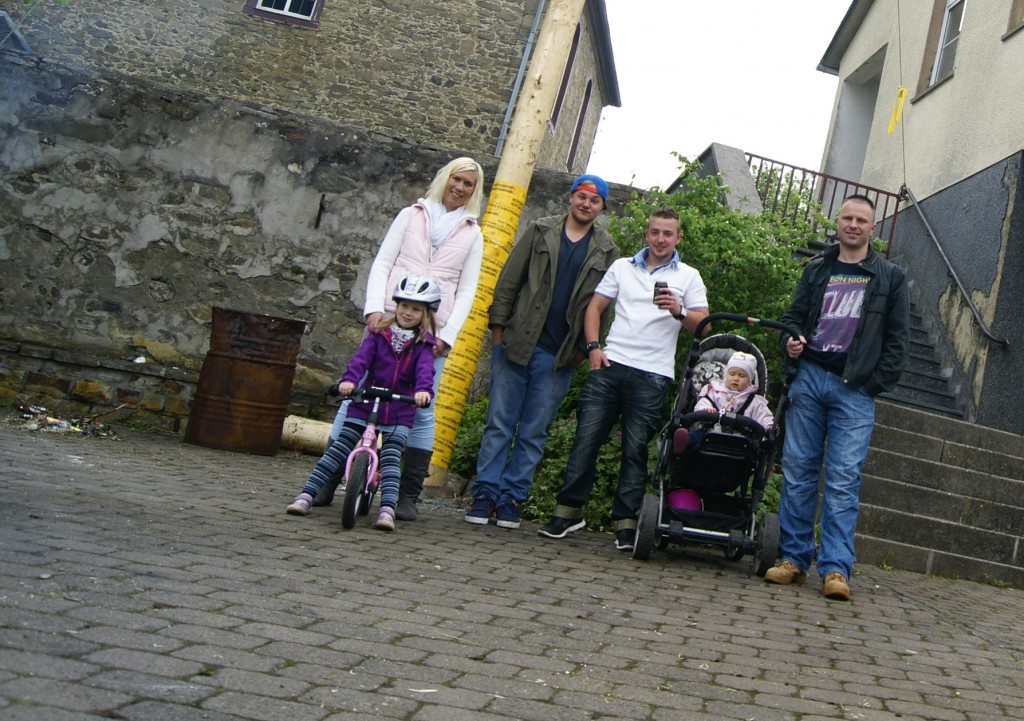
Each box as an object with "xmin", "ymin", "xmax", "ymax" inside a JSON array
[
  {"xmin": 906, "ymin": 336, "xmax": 941, "ymax": 359},
  {"xmin": 863, "ymin": 446, "xmax": 1024, "ymax": 507},
  {"xmin": 860, "ymin": 472, "xmax": 1024, "ymax": 535},
  {"xmin": 884, "ymin": 382, "xmax": 962, "ymax": 413},
  {"xmin": 899, "ymin": 366, "xmax": 955, "ymax": 392},
  {"xmin": 854, "ymin": 401, "xmax": 1024, "ymax": 586},
  {"xmin": 879, "ymin": 392, "xmax": 965, "ymax": 418},
  {"xmin": 903, "ymin": 352, "xmax": 949, "ymax": 376},
  {"xmin": 857, "ymin": 504, "xmax": 1022, "ymax": 567},
  {"xmin": 855, "ymin": 534, "xmax": 1024, "ymax": 587},
  {"xmin": 870, "ymin": 425, "xmax": 1024, "ymax": 480},
  {"xmin": 875, "ymin": 401, "xmax": 1024, "ymax": 457}
]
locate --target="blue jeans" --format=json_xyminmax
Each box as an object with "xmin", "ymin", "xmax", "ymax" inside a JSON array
[
  {"xmin": 330, "ymin": 354, "xmax": 445, "ymax": 452},
  {"xmin": 555, "ymin": 363, "xmax": 671, "ymax": 524},
  {"xmin": 779, "ymin": 361, "xmax": 875, "ymax": 579},
  {"xmin": 473, "ymin": 345, "xmax": 574, "ymax": 502}
]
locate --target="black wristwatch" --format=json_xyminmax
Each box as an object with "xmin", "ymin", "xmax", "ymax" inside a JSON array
[{"xmin": 586, "ymin": 341, "xmax": 601, "ymax": 352}]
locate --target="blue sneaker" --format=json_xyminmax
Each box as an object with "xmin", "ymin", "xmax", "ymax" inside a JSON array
[
  {"xmin": 464, "ymin": 493, "xmax": 495, "ymax": 525},
  {"xmin": 495, "ymin": 497, "xmax": 521, "ymax": 529}
]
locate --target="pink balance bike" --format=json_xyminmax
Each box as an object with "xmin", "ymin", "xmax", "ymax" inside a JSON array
[{"xmin": 333, "ymin": 386, "xmax": 420, "ymax": 530}]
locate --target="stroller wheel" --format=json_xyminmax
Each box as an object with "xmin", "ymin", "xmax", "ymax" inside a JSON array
[
  {"xmin": 724, "ymin": 546, "xmax": 744, "ymax": 562},
  {"xmin": 724, "ymin": 529, "xmax": 745, "ymax": 562},
  {"xmin": 752, "ymin": 512, "xmax": 781, "ymax": 577},
  {"xmin": 632, "ymin": 494, "xmax": 659, "ymax": 561}
]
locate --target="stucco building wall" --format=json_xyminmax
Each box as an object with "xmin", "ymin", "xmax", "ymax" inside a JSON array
[{"xmin": 823, "ymin": 0, "xmax": 1024, "ymax": 201}]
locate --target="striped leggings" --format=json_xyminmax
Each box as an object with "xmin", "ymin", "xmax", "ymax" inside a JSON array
[{"xmin": 301, "ymin": 421, "xmax": 410, "ymax": 510}]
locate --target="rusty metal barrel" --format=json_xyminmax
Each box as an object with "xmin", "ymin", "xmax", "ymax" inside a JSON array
[{"xmin": 184, "ymin": 308, "xmax": 306, "ymax": 455}]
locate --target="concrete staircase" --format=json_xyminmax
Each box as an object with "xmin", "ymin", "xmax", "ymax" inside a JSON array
[
  {"xmin": 856, "ymin": 401, "xmax": 1024, "ymax": 587},
  {"xmin": 879, "ymin": 288, "xmax": 965, "ymax": 417}
]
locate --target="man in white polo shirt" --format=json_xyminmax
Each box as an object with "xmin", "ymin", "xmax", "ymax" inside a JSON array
[{"xmin": 538, "ymin": 207, "xmax": 710, "ymax": 551}]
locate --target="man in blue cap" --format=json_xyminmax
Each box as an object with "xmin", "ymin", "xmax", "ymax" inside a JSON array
[{"xmin": 465, "ymin": 174, "xmax": 620, "ymax": 529}]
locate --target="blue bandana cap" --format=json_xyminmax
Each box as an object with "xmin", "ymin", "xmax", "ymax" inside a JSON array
[{"xmin": 570, "ymin": 174, "xmax": 608, "ymax": 204}]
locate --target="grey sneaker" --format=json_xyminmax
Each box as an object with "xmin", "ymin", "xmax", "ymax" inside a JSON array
[{"xmin": 395, "ymin": 496, "xmax": 418, "ymax": 521}]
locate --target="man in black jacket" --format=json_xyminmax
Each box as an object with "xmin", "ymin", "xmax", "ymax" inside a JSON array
[{"xmin": 764, "ymin": 194, "xmax": 909, "ymax": 601}]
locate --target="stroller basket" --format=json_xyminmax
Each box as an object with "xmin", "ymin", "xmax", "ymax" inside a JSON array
[{"xmin": 669, "ymin": 411, "xmax": 764, "ymax": 493}]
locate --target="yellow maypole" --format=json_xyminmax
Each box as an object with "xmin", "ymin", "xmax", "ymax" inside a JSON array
[{"xmin": 426, "ymin": 0, "xmax": 589, "ymax": 488}]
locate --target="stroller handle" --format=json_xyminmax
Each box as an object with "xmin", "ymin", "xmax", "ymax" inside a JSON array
[
  {"xmin": 693, "ymin": 312, "xmax": 802, "ymax": 342},
  {"xmin": 686, "ymin": 312, "xmax": 802, "ymax": 386}
]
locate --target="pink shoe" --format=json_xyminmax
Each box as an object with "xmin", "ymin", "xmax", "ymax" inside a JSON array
[
  {"xmin": 373, "ymin": 507, "xmax": 396, "ymax": 532},
  {"xmin": 673, "ymin": 427, "xmax": 689, "ymax": 454},
  {"xmin": 286, "ymin": 493, "xmax": 313, "ymax": 516}
]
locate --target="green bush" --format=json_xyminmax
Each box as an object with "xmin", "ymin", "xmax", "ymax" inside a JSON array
[
  {"xmin": 453, "ymin": 157, "xmax": 816, "ymax": 531},
  {"xmin": 448, "ymin": 395, "xmax": 488, "ymax": 483}
]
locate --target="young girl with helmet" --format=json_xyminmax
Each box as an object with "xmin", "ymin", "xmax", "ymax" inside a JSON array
[
  {"xmin": 323, "ymin": 158, "xmax": 486, "ymax": 522},
  {"xmin": 286, "ymin": 275, "xmax": 441, "ymax": 531}
]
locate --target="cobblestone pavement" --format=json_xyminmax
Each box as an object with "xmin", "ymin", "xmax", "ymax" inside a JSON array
[{"xmin": 2, "ymin": 424, "xmax": 1024, "ymax": 721}]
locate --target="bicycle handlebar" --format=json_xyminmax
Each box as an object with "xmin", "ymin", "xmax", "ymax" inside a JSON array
[{"xmin": 327, "ymin": 384, "xmax": 426, "ymax": 407}]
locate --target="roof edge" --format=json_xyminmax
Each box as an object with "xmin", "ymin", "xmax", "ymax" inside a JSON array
[
  {"xmin": 818, "ymin": 0, "xmax": 874, "ymax": 76},
  {"xmin": 585, "ymin": 0, "xmax": 621, "ymax": 107}
]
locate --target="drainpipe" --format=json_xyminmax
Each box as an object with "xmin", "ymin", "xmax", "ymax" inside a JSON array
[{"xmin": 495, "ymin": 0, "xmax": 546, "ymax": 157}]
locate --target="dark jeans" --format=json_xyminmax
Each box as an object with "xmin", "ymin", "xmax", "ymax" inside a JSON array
[{"xmin": 554, "ymin": 362, "xmax": 671, "ymax": 523}]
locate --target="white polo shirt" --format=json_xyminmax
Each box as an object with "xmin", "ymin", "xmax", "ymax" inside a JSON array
[{"xmin": 595, "ymin": 250, "xmax": 708, "ymax": 379}]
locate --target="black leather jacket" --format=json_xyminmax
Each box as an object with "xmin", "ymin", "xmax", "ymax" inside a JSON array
[{"xmin": 780, "ymin": 243, "xmax": 910, "ymax": 396}]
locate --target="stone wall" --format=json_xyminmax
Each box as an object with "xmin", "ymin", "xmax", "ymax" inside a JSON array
[
  {"xmin": 0, "ymin": 0, "xmax": 610, "ymax": 175},
  {"xmin": 893, "ymin": 152, "xmax": 1024, "ymax": 434},
  {"xmin": 0, "ymin": 56, "xmax": 627, "ymax": 432}
]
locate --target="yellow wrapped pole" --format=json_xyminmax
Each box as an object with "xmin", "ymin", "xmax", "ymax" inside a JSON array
[{"xmin": 425, "ymin": 0, "xmax": 589, "ymax": 488}]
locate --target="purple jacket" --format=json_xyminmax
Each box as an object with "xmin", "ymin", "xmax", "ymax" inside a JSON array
[{"xmin": 341, "ymin": 327, "xmax": 436, "ymax": 427}]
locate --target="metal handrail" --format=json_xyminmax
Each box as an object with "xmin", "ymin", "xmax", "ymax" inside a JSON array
[
  {"xmin": 900, "ymin": 184, "xmax": 1009, "ymax": 348},
  {"xmin": 746, "ymin": 153, "xmax": 902, "ymax": 256}
]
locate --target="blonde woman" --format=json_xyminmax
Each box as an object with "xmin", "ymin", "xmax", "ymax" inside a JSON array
[{"xmin": 321, "ymin": 158, "xmax": 486, "ymax": 521}]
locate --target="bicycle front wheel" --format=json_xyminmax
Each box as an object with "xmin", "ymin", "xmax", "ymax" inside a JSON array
[{"xmin": 342, "ymin": 454, "xmax": 371, "ymax": 529}]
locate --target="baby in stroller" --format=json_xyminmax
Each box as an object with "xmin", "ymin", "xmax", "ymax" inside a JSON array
[{"xmin": 681, "ymin": 350, "xmax": 773, "ymax": 451}]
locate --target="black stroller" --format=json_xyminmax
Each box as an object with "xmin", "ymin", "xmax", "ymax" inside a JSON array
[{"xmin": 632, "ymin": 312, "xmax": 799, "ymax": 576}]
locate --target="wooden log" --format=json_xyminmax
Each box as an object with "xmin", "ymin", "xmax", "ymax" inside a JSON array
[{"xmin": 280, "ymin": 415, "xmax": 332, "ymax": 455}]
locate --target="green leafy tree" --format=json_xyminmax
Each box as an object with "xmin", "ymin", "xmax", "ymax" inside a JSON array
[{"xmin": 452, "ymin": 156, "xmax": 815, "ymax": 531}]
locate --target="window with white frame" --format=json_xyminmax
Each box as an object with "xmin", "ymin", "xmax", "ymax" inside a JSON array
[
  {"xmin": 243, "ymin": 0, "xmax": 323, "ymax": 28},
  {"xmin": 931, "ymin": 0, "xmax": 966, "ymax": 84}
]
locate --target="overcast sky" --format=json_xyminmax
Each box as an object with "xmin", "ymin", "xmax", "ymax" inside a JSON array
[{"xmin": 586, "ymin": 0, "xmax": 852, "ymax": 189}]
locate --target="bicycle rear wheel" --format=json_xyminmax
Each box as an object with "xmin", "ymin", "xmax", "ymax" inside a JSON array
[{"xmin": 342, "ymin": 454, "xmax": 371, "ymax": 529}]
